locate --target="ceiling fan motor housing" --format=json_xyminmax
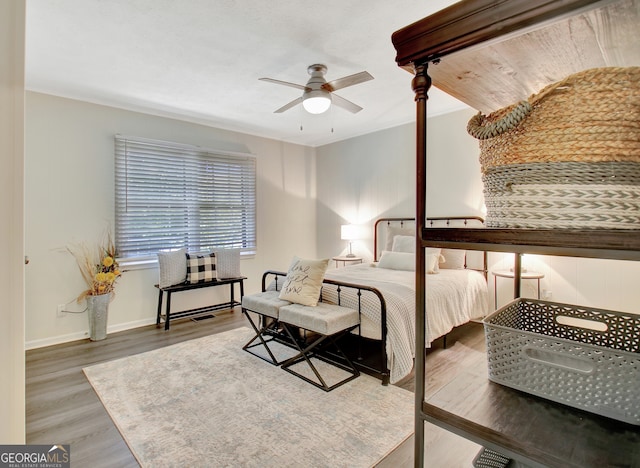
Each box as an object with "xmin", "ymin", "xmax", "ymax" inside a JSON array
[{"xmin": 302, "ymin": 64, "xmax": 332, "ymax": 113}]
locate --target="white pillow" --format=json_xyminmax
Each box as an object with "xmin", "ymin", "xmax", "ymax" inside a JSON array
[
  {"xmin": 392, "ymin": 235, "xmax": 415, "ymax": 253},
  {"xmin": 215, "ymin": 248, "xmax": 241, "ymax": 278},
  {"xmin": 378, "ymin": 251, "xmax": 414, "ymax": 271},
  {"xmin": 426, "ymin": 247, "xmax": 443, "ymax": 274},
  {"xmin": 278, "ymin": 256, "xmax": 329, "ymax": 306},
  {"xmin": 384, "ymin": 225, "xmax": 414, "ymax": 252},
  {"xmin": 157, "ymin": 248, "xmax": 187, "ymax": 288},
  {"xmin": 440, "ymin": 249, "xmax": 466, "ymax": 269}
]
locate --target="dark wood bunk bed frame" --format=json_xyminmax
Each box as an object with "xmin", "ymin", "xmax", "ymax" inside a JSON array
[{"xmin": 392, "ymin": 0, "xmax": 640, "ymax": 466}]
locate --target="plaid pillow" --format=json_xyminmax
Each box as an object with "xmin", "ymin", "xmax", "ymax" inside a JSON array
[{"xmin": 186, "ymin": 252, "xmax": 217, "ymax": 283}]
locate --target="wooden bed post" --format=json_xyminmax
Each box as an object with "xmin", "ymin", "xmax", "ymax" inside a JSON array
[{"xmin": 412, "ymin": 61, "xmax": 431, "ymax": 468}]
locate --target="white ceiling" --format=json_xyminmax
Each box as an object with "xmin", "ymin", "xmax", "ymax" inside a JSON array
[{"xmin": 25, "ymin": 0, "xmax": 467, "ymax": 147}]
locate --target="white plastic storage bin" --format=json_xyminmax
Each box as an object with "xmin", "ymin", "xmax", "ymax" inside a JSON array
[{"xmin": 483, "ymin": 298, "xmax": 639, "ymax": 425}]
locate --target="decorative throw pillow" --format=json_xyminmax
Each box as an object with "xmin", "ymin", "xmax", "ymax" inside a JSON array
[
  {"xmin": 278, "ymin": 256, "xmax": 329, "ymax": 307},
  {"xmin": 186, "ymin": 252, "xmax": 217, "ymax": 283},
  {"xmin": 440, "ymin": 249, "xmax": 466, "ymax": 269},
  {"xmin": 378, "ymin": 251, "xmax": 415, "ymax": 271},
  {"xmin": 215, "ymin": 248, "xmax": 241, "ymax": 279},
  {"xmin": 157, "ymin": 248, "xmax": 187, "ymax": 288},
  {"xmin": 392, "ymin": 235, "xmax": 415, "ymax": 253}
]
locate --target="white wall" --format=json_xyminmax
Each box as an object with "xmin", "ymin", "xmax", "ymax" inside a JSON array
[
  {"xmin": 315, "ymin": 123, "xmax": 417, "ymax": 262},
  {"xmin": 25, "ymin": 92, "xmax": 317, "ymax": 347},
  {"xmin": 491, "ymin": 253, "xmax": 640, "ymax": 315},
  {"xmin": 316, "ymin": 108, "xmax": 640, "ymax": 316},
  {"xmin": 315, "ymin": 108, "xmax": 485, "ymax": 262},
  {"xmin": 1, "ymin": 0, "xmax": 26, "ymax": 443}
]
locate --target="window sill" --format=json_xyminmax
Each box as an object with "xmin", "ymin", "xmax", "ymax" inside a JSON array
[
  {"xmin": 119, "ymin": 257, "xmax": 158, "ymax": 272},
  {"xmin": 119, "ymin": 251, "xmax": 255, "ymax": 272}
]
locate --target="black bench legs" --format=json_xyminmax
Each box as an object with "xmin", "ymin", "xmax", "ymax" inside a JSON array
[
  {"xmin": 279, "ymin": 302, "xmax": 360, "ymax": 392},
  {"xmin": 155, "ymin": 277, "xmax": 245, "ymax": 330},
  {"xmin": 241, "ymin": 290, "xmax": 293, "ymax": 365}
]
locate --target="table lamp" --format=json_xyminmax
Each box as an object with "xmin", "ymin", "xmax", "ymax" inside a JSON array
[{"xmin": 341, "ymin": 224, "xmax": 358, "ymax": 258}]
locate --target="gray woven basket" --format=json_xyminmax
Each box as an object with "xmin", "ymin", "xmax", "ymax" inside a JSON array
[
  {"xmin": 483, "ymin": 161, "xmax": 640, "ymax": 228},
  {"xmin": 484, "ymin": 298, "xmax": 640, "ymax": 425}
]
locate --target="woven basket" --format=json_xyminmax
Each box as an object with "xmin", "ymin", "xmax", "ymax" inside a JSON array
[
  {"xmin": 468, "ymin": 67, "xmax": 640, "ymax": 172},
  {"xmin": 483, "ymin": 161, "xmax": 640, "ymax": 228},
  {"xmin": 468, "ymin": 67, "xmax": 640, "ymax": 229}
]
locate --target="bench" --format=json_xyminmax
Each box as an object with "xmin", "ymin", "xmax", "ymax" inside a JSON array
[
  {"xmin": 155, "ymin": 277, "xmax": 245, "ymax": 330},
  {"xmin": 241, "ymin": 270, "xmax": 364, "ymax": 391},
  {"xmin": 241, "ymin": 290, "xmax": 292, "ymax": 365},
  {"xmin": 279, "ymin": 302, "xmax": 360, "ymax": 391}
]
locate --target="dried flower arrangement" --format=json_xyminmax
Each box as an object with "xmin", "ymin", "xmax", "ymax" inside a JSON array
[{"xmin": 68, "ymin": 231, "xmax": 122, "ymax": 301}]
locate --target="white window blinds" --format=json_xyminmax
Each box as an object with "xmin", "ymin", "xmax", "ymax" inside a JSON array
[{"xmin": 115, "ymin": 135, "xmax": 256, "ymax": 260}]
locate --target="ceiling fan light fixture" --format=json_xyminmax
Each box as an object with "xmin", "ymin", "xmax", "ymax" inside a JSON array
[
  {"xmin": 262, "ymin": 64, "xmax": 372, "ymax": 115},
  {"xmin": 302, "ymin": 90, "xmax": 332, "ymax": 114}
]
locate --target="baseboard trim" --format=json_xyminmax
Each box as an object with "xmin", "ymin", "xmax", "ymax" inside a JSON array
[{"xmin": 25, "ymin": 317, "xmax": 157, "ymax": 350}]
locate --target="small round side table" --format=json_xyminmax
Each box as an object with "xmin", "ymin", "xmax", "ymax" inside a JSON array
[
  {"xmin": 491, "ymin": 269, "xmax": 544, "ymax": 309},
  {"xmin": 332, "ymin": 256, "xmax": 363, "ymax": 268}
]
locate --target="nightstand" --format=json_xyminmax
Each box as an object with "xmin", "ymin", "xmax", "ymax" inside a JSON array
[
  {"xmin": 491, "ymin": 269, "xmax": 544, "ymax": 309},
  {"xmin": 332, "ymin": 256, "xmax": 363, "ymax": 268}
]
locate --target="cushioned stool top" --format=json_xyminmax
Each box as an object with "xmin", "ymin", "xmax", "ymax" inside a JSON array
[
  {"xmin": 279, "ymin": 302, "xmax": 359, "ymax": 336},
  {"xmin": 241, "ymin": 290, "xmax": 290, "ymax": 319}
]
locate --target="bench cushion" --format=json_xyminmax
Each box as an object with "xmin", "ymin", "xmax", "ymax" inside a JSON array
[
  {"xmin": 279, "ymin": 302, "xmax": 359, "ymax": 335},
  {"xmin": 242, "ymin": 290, "xmax": 290, "ymax": 319}
]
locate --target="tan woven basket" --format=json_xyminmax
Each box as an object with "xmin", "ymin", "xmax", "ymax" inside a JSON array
[{"xmin": 468, "ymin": 67, "xmax": 640, "ymax": 172}]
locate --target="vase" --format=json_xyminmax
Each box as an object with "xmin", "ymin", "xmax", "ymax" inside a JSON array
[{"xmin": 87, "ymin": 293, "xmax": 111, "ymax": 341}]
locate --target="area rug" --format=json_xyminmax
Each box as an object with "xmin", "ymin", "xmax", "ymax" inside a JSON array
[{"xmin": 83, "ymin": 327, "xmax": 414, "ymax": 467}]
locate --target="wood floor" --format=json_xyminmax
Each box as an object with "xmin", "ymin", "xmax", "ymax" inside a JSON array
[{"xmin": 26, "ymin": 308, "xmax": 487, "ymax": 467}]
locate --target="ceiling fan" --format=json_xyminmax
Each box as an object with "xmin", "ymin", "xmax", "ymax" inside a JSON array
[{"xmin": 260, "ymin": 64, "xmax": 374, "ymax": 115}]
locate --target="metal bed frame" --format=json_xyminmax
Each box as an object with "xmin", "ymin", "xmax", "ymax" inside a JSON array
[{"xmin": 256, "ymin": 215, "xmax": 489, "ymax": 386}]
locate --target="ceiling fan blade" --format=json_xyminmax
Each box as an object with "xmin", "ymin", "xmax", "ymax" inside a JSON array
[
  {"xmin": 331, "ymin": 93, "xmax": 363, "ymax": 114},
  {"xmin": 274, "ymin": 96, "xmax": 303, "ymax": 113},
  {"xmin": 259, "ymin": 77, "xmax": 308, "ymax": 91},
  {"xmin": 323, "ymin": 71, "xmax": 373, "ymax": 92}
]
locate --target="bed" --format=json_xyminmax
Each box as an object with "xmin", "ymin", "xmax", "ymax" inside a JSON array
[
  {"xmin": 323, "ymin": 217, "xmax": 488, "ymax": 384},
  {"xmin": 266, "ymin": 216, "xmax": 489, "ymax": 385}
]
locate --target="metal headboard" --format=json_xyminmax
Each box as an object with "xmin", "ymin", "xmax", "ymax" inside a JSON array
[
  {"xmin": 374, "ymin": 217, "xmax": 415, "ymax": 262},
  {"xmin": 373, "ymin": 216, "xmax": 487, "ymax": 278}
]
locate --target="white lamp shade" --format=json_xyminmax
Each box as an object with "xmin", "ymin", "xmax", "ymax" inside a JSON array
[{"xmin": 341, "ymin": 224, "xmax": 359, "ymax": 240}]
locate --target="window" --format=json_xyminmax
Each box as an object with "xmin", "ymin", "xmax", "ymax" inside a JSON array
[{"xmin": 115, "ymin": 135, "xmax": 256, "ymax": 261}]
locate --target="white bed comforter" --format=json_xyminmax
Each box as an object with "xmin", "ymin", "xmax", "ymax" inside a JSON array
[{"xmin": 322, "ymin": 264, "xmax": 489, "ymax": 383}]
